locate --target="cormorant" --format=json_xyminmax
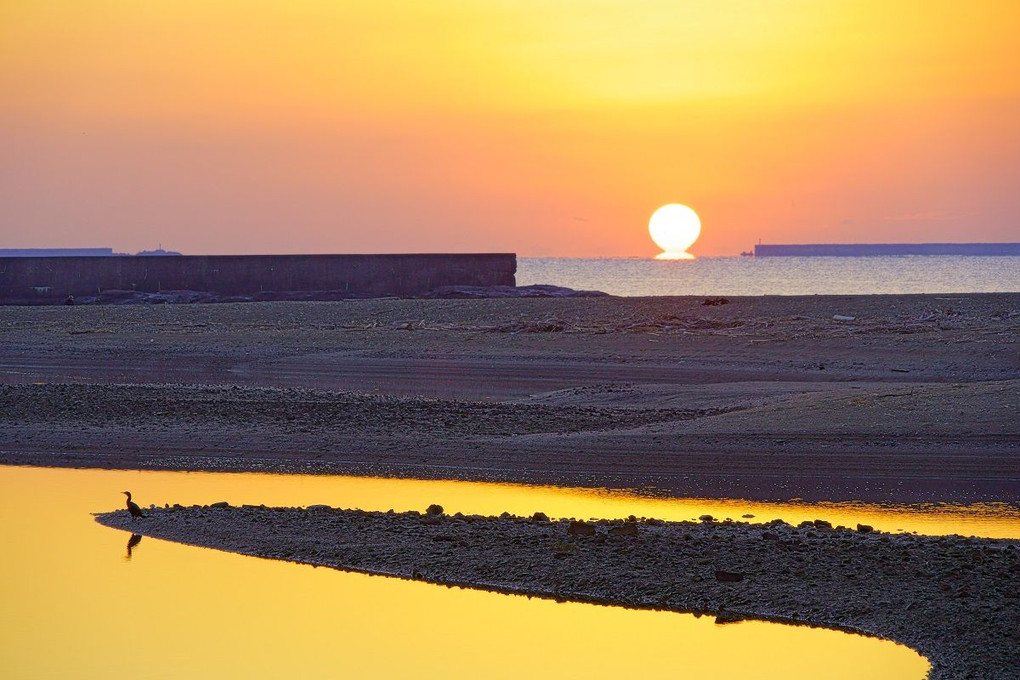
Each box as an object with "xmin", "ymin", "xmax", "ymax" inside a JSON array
[
  {"xmin": 123, "ymin": 491, "xmax": 145, "ymax": 519},
  {"xmin": 126, "ymin": 534, "xmax": 142, "ymax": 558}
]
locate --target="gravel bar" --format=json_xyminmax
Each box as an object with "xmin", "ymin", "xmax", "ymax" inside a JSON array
[{"xmin": 96, "ymin": 504, "xmax": 1020, "ymax": 679}]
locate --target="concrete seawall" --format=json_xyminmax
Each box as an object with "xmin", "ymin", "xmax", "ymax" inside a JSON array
[{"xmin": 0, "ymin": 253, "xmax": 516, "ymax": 304}]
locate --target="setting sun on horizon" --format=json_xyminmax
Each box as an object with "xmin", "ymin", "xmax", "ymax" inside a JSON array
[
  {"xmin": 650, "ymin": 204, "xmax": 701, "ymax": 259},
  {"xmin": 1, "ymin": 1, "xmax": 1018, "ymax": 257}
]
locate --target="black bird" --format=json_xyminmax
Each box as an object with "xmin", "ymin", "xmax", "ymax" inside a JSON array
[
  {"xmin": 122, "ymin": 491, "xmax": 145, "ymax": 519},
  {"xmin": 126, "ymin": 534, "xmax": 142, "ymax": 559}
]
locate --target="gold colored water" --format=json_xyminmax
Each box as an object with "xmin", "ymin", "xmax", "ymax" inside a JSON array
[
  {"xmin": 37, "ymin": 465, "xmax": 1019, "ymax": 538},
  {"xmin": 11, "ymin": 465, "xmax": 1015, "ymax": 679}
]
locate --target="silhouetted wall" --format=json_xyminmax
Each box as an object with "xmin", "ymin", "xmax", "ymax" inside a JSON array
[
  {"xmin": 0, "ymin": 253, "xmax": 517, "ymax": 304},
  {"xmin": 755, "ymin": 243, "xmax": 1020, "ymax": 257}
]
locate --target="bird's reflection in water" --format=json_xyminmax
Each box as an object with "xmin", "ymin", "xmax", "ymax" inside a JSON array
[{"xmin": 125, "ymin": 534, "xmax": 142, "ymax": 560}]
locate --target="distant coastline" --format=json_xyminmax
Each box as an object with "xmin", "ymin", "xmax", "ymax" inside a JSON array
[
  {"xmin": 754, "ymin": 243, "xmax": 1020, "ymax": 257},
  {"xmin": 0, "ymin": 247, "xmax": 182, "ymax": 257}
]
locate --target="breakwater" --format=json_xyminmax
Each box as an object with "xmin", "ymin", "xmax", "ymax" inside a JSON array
[
  {"xmin": 0, "ymin": 253, "xmax": 516, "ymax": 304},
  {"xmin": 754, "ymin": 243, "xmax": 1020, "ymax": 257}
]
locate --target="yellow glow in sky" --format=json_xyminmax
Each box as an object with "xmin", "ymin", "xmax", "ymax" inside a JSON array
[{"xmin": 1, "ymin": 1, "xmax": 1018, "ymax": 255}]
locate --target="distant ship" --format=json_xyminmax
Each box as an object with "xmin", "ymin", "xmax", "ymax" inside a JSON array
[
  {"xmin": 135, "ymin": 248, "xmax": 182, "ymax": 256},
  {"xmin": 754, "ymin": 243, "xmax": 1020, "ymax": 257}
]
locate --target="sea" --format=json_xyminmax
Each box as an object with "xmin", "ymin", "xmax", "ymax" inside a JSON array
[{"xmin": 517, "ymin": 255, "xmax": 1020, "ymax": 297}]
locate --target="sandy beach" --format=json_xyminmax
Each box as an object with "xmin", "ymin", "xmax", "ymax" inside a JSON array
[
  {"xmin": 2, "ymin": 293, "xmax": 1018, "ymax": 503},
  {"xmin": 3, "ymin": 294, "xmax": 1019, "ymax": 502},
  {"xmin": 5, "ymin": 292, "xmax": 1018, "ymax": 678}
]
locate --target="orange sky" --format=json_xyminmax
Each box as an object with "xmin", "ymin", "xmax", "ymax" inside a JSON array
[{"xmin": 1, "ymin": 1, "xmax": 1018, "ymax": 256}]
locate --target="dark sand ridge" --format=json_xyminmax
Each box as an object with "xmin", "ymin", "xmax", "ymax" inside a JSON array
[
  {"xmin": 3, "ymin": 294, "xmax": 1019, "ymax": 502},
  {"xmin": 96, "ymin": 505, "xmax": 1020, "ymax": 680}
]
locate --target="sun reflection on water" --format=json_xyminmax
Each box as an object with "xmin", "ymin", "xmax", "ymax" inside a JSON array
[{"xmin": 1, "ymin": 465, "xmax": 992, "ymax": 679}]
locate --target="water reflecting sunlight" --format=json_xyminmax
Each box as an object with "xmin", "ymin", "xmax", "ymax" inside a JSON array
[{"xmin": 2, "ymin": 465, "xmax": 991, "ymax": 679}]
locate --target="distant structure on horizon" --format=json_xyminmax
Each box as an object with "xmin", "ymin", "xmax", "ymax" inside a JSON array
[
  {"xmin": 753, "ymin": 243, "xmax": 1020, "ymax": 257},
  {"xmin": 0, "ymin": 247, "xmax": 182, "ymax": 257},
  {"xmin": 0, "ymin": 248, "xmax": 117, "ymax": 257},
  {"xmin": 135, "ymin": 248, "xmax": 182, "ymax": 256}
]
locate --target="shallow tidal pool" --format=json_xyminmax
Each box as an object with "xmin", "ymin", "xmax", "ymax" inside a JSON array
[{"xmin": 9, "ymin": 465, "xmax": 1013, "ymax": 679}]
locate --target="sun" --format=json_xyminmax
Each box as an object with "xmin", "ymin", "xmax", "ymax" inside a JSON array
[{"xmin": 649, "ymin": 204, "xmax": 701, "ymax": 260}]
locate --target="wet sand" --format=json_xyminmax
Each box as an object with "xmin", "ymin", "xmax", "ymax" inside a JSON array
[
  {"xmin": 2, "ymin": 294, "xmax": 1018, "ymax": 502},
  {"xmin": 96, "ymin": 504, "xmax": 1020, "ymax": 680}
]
